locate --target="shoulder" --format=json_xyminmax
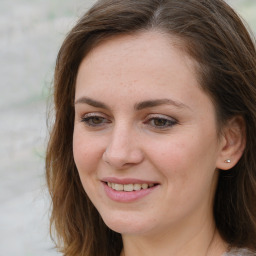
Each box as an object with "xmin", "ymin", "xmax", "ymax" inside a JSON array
[{"xmin": 224, "ymin": 248, "xmax": 256, "ymax": 256}]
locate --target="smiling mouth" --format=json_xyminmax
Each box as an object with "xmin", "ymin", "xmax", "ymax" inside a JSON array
[{"xmin": 105, "ymin": 182, "xmax": 158, "ymax": 192}]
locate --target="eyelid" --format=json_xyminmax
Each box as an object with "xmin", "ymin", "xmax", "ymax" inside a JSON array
[
  {"xmin": 144, "ymin": 113, "xmax": 178, "ymax": 129},
  {"xmin": 80, "ymin": 112, "xmax": 111, "ymax": 127},
  {"xmin": 145, "ymin": 113, "xmax": 177, "ymax": 121},
  {"xmin": 81, "ymin": 112, "xmax": 109, "ymax": 119}
]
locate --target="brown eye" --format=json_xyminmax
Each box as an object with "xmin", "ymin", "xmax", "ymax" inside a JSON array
[
  {"xmin": 146, "ymin": 116, "xmax": 177, "ymax": 129},
  {"xmin": 153, "ymin": 118, "xmax": 168, "ymax": 127},
  {"xmin": 91, "ymin": 117, "xmax": 104, "ymax": 124},
  {"xmin": 81, "ymin": 115, "xmax": 109, "ymax": 127}
]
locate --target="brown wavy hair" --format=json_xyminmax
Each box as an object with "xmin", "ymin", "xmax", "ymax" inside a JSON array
[{"xmin": 46, "ymin": 0, "xmax": 256, "ymax": 255}]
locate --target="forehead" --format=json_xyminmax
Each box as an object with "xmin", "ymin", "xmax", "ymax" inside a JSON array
[
  {"xmin": 83, "ymin": 31, "xmax": 193, "ymax": 68},
  {"xmin": 75, "ymin": 31, "xmax": 214, "ymax": 115},
  {"xmin": 76, "ymin": 31, "xmax": 199, "ymax": 90},
  {"xmin": 75, "ymin": 31, "xmax": 217, "ymax": 129}
]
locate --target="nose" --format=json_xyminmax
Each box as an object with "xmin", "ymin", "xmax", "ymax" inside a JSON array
[{"xmin": 102, "ymin": 125, "xmax": 144, "ymax": 169}]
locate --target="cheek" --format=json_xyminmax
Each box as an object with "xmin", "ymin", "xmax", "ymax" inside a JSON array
[
  {"xmin": 146, "ymin": 137, "xmax": 194, "ymax": 173},
  {"xmin": 73, "ymin": 130, "xmax": 86, "ymax": 171},
  {"xmin": 73, "ymin": 128, "xmax": 102, "ymax": 176},
  {"xmin": 147, "ymin": 137, "xmax": 218, "ymax": 220},
  {"xmin": 145, "ymin": 133, "xmax": 218, "ymax": 186},
  {"xmin": 73, "ymin": 129, "xmax": 105, "ymax": 201}
]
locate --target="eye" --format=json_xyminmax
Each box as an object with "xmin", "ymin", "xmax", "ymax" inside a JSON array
[
  {"xmin": 145, "ymin": 115, "xmax": 177, "ymax": 129},
  {"xmin": 81, "ymin": 114, "xmax": 110, "ymax": 127}
]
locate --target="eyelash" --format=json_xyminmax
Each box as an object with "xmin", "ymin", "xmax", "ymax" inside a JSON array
[
  {"xmin": 81, "ymin": 114, "xmax": 110, "ymax": 127},
  {"xmin": 144, "ymin": 115, "xmax": 177, "ymax": 129},
  {"xmin": 80, "ymin": 113, "xmax": 177, "ymax": 129}
]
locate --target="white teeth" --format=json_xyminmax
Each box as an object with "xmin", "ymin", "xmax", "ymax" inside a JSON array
[
  {"xmin": 142, "ymin": 183, "xmax": 148, "ymax": 189},
  {"xmin": 114, "ymin": 183, "xmax": 124, "ymax": 191},
  {"xmin": 133, "ymin": 184, "xmax": 142, "ymax": 191},
  {"xmin": 124, "ymin": 184, "xmax": 133, "ymax": 192},
  {"xmin": 107, "ymin": 182, "xmax": 155, "ymax": 191}
]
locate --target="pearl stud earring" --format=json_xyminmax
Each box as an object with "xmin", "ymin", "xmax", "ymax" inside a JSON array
[{"xmin": 224, "ymin": 159, "xmax": 231, "ymax": 163}]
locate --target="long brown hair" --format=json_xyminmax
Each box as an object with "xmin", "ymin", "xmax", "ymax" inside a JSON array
[{"xmin": 46, "ymin": 0, "xmax": 256, "ymax": 255}]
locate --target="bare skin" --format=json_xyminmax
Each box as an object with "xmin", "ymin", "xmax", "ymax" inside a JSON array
[{"xmin": 74, "ymin": 31, "xmax": 245, "ymax": 256}]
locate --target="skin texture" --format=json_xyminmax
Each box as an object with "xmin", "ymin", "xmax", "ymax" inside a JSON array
[{"xmin": 73, "ymin": 31, "xmax": 244, "ymax": 256}]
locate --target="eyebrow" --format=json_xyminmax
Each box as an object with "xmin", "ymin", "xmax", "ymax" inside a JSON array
[
  {"xmin": 75, "ymin": 97, "xmax": 189, "ymax": 110},
  {"xmin": 75, "ymin": 97, "xmax": 109, "ymax": 109},
  {"xmin": 134, "ymin": 98, "xmax": 189, "ymax": 110}
]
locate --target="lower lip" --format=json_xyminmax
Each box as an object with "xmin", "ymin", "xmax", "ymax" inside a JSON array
[{"xmin": 102, "ymin": 182, "xmax": 158, "ymax": 202}]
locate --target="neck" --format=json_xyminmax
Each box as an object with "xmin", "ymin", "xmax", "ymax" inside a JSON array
[{"xmin": 121, "ymin": 218, "xmax": 227, "ymax": 256}]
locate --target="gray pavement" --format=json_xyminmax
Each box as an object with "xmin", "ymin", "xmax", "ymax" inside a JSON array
[{"xmin": 0, "ymin": 1, "xmax": 255, "ymax": 256}]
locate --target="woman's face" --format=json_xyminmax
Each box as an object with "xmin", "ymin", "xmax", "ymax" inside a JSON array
[{"xmin": 73, "ymin": 32, "xmax": 224, "ymax": 236}]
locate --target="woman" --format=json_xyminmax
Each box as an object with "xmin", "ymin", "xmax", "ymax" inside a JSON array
[{"xmin": 46, "ymin": 0, "xmax": 256, "ymax": 255}]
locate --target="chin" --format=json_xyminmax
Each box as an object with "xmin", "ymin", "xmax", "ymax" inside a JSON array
[{"xmin": 100, "ymin": 210, "xmax": 154, "ymax": 235}]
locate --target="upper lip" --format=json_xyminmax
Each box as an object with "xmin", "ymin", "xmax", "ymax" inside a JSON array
[{"xmin": 101, "ymin": 177, "xmax": 159, "ymax": 185}]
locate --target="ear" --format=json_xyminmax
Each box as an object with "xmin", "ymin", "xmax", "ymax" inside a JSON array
[{"xmin": 216, "ymin": 116, "xmax": 246, "ymax": 170}]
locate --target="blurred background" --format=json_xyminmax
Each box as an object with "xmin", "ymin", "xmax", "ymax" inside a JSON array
[{"xmin": 0, "ymin": 0, "xmax": 255, "ymax": 255}]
